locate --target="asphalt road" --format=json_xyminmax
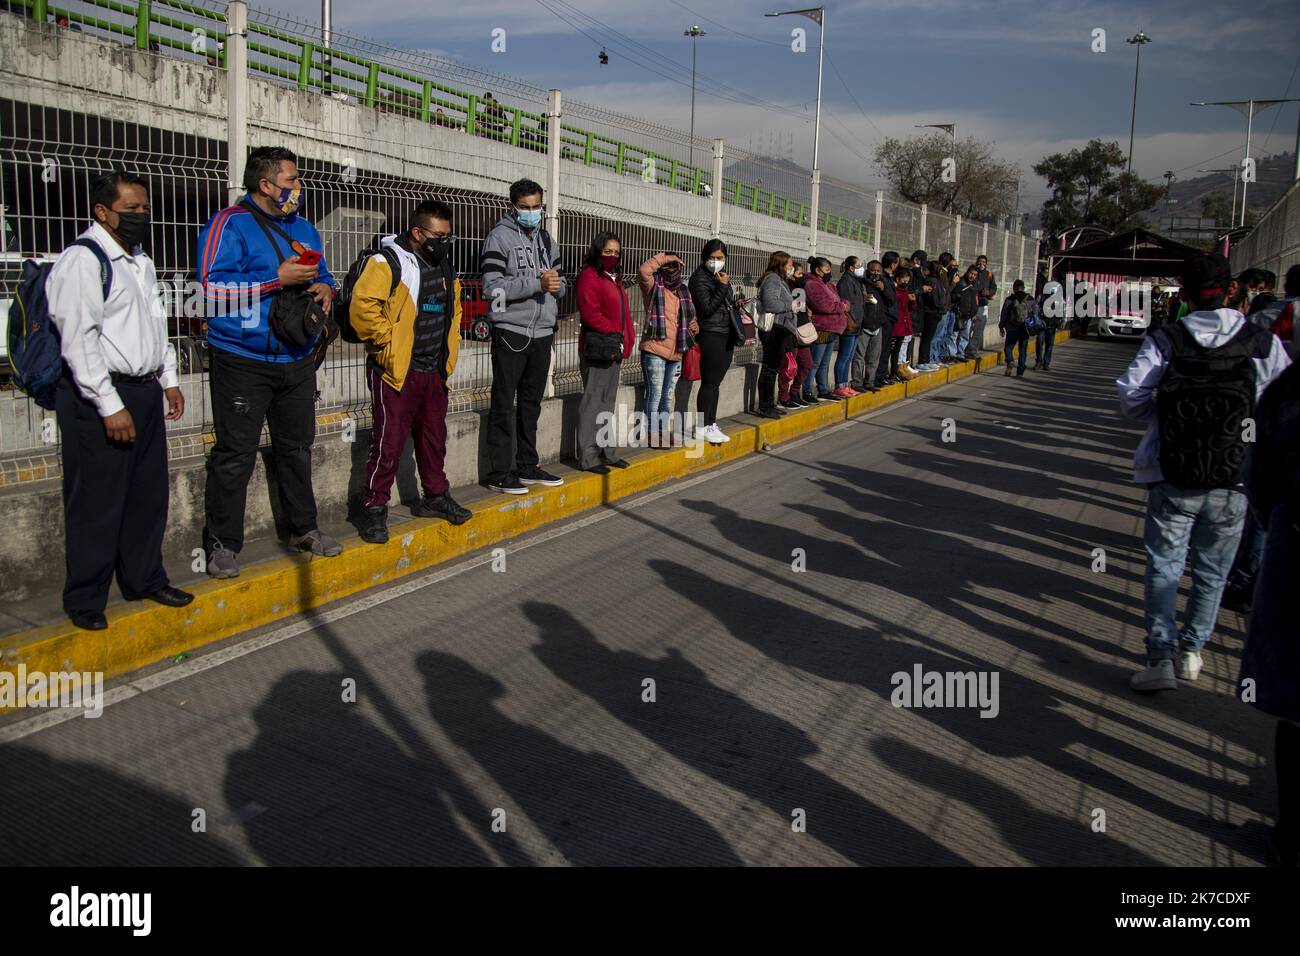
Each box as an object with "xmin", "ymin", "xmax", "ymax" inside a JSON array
[{"xmin": 0, "ymin": 337, "xmax": 1275, "ymax": 866}]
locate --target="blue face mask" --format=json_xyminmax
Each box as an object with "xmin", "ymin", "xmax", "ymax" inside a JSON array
[{"xmin": 515, "ymin": 207, "xmax": 542, "ymax": 229}]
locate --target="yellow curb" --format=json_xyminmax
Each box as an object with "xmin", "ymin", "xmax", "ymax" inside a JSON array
[{"xmin": 0, "ymin": 343, "xmax": 1062, "ymax": 707}]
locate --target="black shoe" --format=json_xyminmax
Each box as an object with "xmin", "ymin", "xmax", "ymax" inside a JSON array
[
  {"xmin": 489, "ymin": 475, "xmax": 527, "ymax": 495},
  {"xmin": 518, "ymin": 466, "xmax": 564, "ymax": 487},
  {"xmin": 360, "ymin": 505, "xmax": 390, "ymax": 543},
  {"xmin": 1016, "ymin": 371, "xmax": 1025, "ymax": 377},
  {"xmin": 147, "ymin": 586, "xmax": 194, "ymax": 608},
  {"xmin": 1042, "ymin": 364, "xmax": 1050, "ymax": 371},
  {"xmin": 1222, "ymin": 586, "xmax": 1254, "ymax": 614},
  {"xmin": 779, "ymin": 399, "xmax": 799, "ymax": 409},
  {"xmin": 817, "ymin": 391, "xmax": 841, "ymax": 402},
  {"xmin": 584, "ymin": 464, "xmax": 611, "ymax": 474},
  {"xmin": 68, "ymin": 609, "xmax": 107, "ymax": 631},
  {"xmin": 607, "ymin": 458, "xmax": 631, "ymax": 469},
  {"xmin": 755, "ymin": 405, "xmax": 782, "ymax": 419},
  {"xmin": 412, "ymin": 493, "xmax": 472, "ymax": 526},
  {"xmin": 802, "ymin": 393, "xmax": 820, "ymax": 404},
  {"xmin": 790, "ymin": 394, "xmax": 809, "ymax": 407}
]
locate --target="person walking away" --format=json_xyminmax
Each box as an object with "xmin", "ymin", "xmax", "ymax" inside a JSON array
[
  {"xmin": 46, "ymin": 171, "xmax": 192, "ymax": 629},
  {"xmin": 757, "ymin": 251, "xmax": 798, "ymax": 417},
  {"xmin": 1117, "ymin": 252, "xmax": 1290, "ymax": 693},
  {"xmin": 350, "ymin": 200, "xmax": 470, "ymax": 544},
  {"xmin": 688, "ymin": 239, "xmax": 742, "ymax": 444},
  {"xmin": 197, "ymin": 146, "xmax": 340, "ymax": 578},
  {"xmin": 637, "ymin": 251, "xmax": 697, "ymax": 446},
  {"xmin": 1237, "ymin": 359, "xmax": 1300, "ymax": 866},
  {"xmin": 481, "ymin": 178, "xmax": 567, "ymax": 494},
  {"xmin": 803, "ymin": 256, "xmax": 848, "ymax": 400},
  {"xmin": 834, "ymin": 257, "xmax": 865, "ymax": 397},
  {"xmin": 999, "ymin": 279, "xmax": 1033, "ymax": 377},
  {"xmin": 575, "ymin": 232, "xmax": 635, "ymax": 473}
]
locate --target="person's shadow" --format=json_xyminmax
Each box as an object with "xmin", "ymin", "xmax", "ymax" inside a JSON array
[
  {"xmin": 524, "ymin": 601, "xmax": 966, "ymax": 864},
  {"xmin": 0, "ymin": 745, "xmax": 243, "ymax": 865},
  {"xmin": 417, "ymin": 649, "xmax": 743, "ymax": 866},
  {"xmin": 224, "ymin": 669, "xmax": 499, "ymax": 865}
]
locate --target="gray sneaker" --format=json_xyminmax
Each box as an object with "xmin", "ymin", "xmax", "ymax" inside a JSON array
[
  {"xmin": 207, "ymin": 543, "xmax": 240, "ymax": 579},
  {"xmin": 293, "ymin": 529, "xmax": 344, "ymax": 557}
]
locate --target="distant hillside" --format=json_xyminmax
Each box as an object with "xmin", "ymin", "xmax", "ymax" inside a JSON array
[{"xmin": 1144, "ymin": 151, "xmax": 1295, "ymax": 223}]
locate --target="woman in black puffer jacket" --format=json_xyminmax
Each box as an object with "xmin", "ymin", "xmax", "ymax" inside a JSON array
[{"xmin": 688, "ymin": 239, "xmax": 741, "ymax": 444}]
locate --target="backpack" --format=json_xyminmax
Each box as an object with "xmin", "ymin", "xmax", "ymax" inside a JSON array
[
  {"xmin": 1154, "ymin": 321, "xmax": 1273, "ymax": 489},
  {"xmin": 1024, "ymin": 301, "xmax": 1045, "ymax": 334},
  {"xmin": 1006, "ymin": 295, "xmax": 1033, "ymax": 329},
  {"xmin": 7, "ymin": 238, "xmax": 111, "ymax": 409},
  {"xmin": 336, "ymin": 237, "xmax": 401, "ymax": 344}
]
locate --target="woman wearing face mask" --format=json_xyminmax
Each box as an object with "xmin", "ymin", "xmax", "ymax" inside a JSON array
[
  {"xmin": 688, "ymin": 239, "xmax": 742, "ymax": 444},
  {"xmin": 780, "ymin": 262, "xmax": 814, "ymax": 407},
  {"xmin": 638, "ymin": 251, "xmax": 698, "ymax": 446},
  {"xmin": 889, "ymin": 268, "xmax": 916, "ymax": 381},
  {"xmin": 575, "ymin": 231, "xmax": 635, "ymax": 473},
  {"xmin": 803, "ymin": 257, "xmax": 849, "ymax": 401},
  {"xmin": 834, "ymin": 257, "xmax": 865, "ymax": 398},
  {"xmin": 755, "ymin": 251, "xmax": 799, "ymax": 418}
]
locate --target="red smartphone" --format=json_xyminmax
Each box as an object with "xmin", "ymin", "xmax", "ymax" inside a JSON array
[{"xmin": 295, "ymin": 248, "xmax": 322, "ymax": 267}]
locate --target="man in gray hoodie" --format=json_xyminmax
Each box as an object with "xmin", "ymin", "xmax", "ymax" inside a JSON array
[{"xmin": 480, "ymin": 178, "xmax": 568, "ymax": 494}]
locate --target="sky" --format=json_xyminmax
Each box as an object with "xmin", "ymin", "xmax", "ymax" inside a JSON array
[{"xmin": 262, "ymin": 0, "xmax": 1300, "ymax": 216}]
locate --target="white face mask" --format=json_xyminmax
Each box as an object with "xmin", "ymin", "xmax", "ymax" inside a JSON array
[
  {"xmin": 707, "ymin": 259, "xmax": 725, "ymax": 273},
  {"xmin": 785, "ymin": 266, "xmax": 794, "ymax": 278},
  {"xmin": 853, "ymin": 267, "xmax": 865, "ymax": 278}
]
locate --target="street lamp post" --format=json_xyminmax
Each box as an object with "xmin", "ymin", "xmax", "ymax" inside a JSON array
[
  {"xmin": 1125, "ymin": 33, "xmax": 1151, "ymax": 174},
  {"xmin": 684, "ymin": 26, "xmax": 706, "ymax": 174},
  {"xmin": 767, "ymin": 7, "xmax": 825, "ymax": 255},
  {"xmin": 1191, "ymin": 98, "xmax": 1300, "ymax": 227},
  {"xmin": 321, "ymin": 0, "xmax": 331, "ymax": 89}
]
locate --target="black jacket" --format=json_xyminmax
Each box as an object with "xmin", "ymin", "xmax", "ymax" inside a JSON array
[
  {"xmin": 689, "ymin": 265, "xmax": 736, "ymax": 335},
  {"xmin": 953, "ymin": 280, "xmax": 979, "ymax": 319},
  {"xmin": 874, "ymin": 270, "xmax": 899, "ymax": 327},
  {"xmin": 837, "ymin": 273, "xmax": 865, "ymax": 331}
]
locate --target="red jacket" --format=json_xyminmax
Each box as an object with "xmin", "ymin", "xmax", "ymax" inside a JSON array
[
  {"xmin": 576, "ymin": 265, "xmax": 635, "ymax": 360},
  {"xmin": 805, "ymin": 275, "xmax": 848, "ymax": 334},
  {"xmin": 894, "ymin": 286, "xmax": 914, "ymax": 337}
]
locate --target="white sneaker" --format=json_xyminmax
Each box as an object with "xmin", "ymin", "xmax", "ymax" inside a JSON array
[
  {"xmin": 1176, "ymin": 651, "xmax": 1203, "ymax": 681},
  {"xmin": 702, "ymin": 423, "xmax": 729, "ymax": 444},
  {"xmin": 1130, "ymin": 659, "xmax": 1178, "ymax": 692}
]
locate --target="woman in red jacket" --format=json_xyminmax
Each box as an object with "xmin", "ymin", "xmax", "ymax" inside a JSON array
[
  {"xmin": 888, "ymin": 268, "xmax": 916, "ymax": 381},
  {"xmin": 803, "ymin": 257, "xmax": 849, "ymax": 401},
  {"xmin": 576, "ymin": 231, "xmax": 635, "ymax": 473}
]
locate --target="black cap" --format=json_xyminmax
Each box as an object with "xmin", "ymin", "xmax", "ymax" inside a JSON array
[{"xmin": 1181, "ymin": 252, "xmax": 1231, "ymax": 297}]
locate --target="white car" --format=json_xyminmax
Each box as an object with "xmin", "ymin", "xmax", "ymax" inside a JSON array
[{"xmin": 1095, "ymin": 309, "xmax": 1150, "ymax": 340}]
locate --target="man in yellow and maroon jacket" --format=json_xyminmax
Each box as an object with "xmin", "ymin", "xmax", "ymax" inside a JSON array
[{"xmin": 350, "ymin": 200, "xmax": 467, "ymax": 544}]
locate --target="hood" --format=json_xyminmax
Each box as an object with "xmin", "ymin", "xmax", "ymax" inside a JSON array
[{"xmin": 1179, "ymin": 308, "xmax": 1246, "ymax": 347}]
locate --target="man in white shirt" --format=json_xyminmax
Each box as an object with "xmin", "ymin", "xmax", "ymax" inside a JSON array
[
  {"xmin": 1116, "ymin": 252, "xmax": 1290, "ymax": 692},
  {"xmin": 47, "ymin": 172, "xmax": 193, "ymax": 630}
]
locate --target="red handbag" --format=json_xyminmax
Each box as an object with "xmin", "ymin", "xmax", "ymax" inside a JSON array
[
  {"xmin": 781, "ymin": 350, "xmax": 797, "ymax": 379},
  {"xmin": 682, "ymin": 344, "xmax": 702, "ymax": 381}
]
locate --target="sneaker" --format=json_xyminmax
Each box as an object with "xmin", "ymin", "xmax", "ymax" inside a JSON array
[
  {"xmin": 802, "ymin": 393, "xmax": 821, "ymax": 404},
  {"xmin": 817, "ymin": 390, "xmax": 842, "ymax": 401},
  {"xmin": 207, "ymin": 542, "xmax": 240, "ymax": 579},
  {"xmin": 359, "ymin": 505, "xmax": 389, "ymax": 544},
  {"xmin": 489, "ymin": 474, "xmax": 527, "ymax": 495},
  {"xmin": 1175, "ymin": 650, "xmax": 1203, "ymax": 681},
  {"xmin": 518, "ymin": 466, "xmax": 564, "ymax": 487},
  {"xmin": 293, "ymin": 529, "xmax": 344, "ymax": 557},
  {"xmin": 779, "ymin": 399, "xmax": 799, "ymax": 409},
  {"xmin": 1221, "ymin": 585, "xmax": 1254, "ymax": 613},
  {"xmin": 701, "ymin": 423, "xmax": 730, "ymax": 444},
  {"xmin": 412, "ymin": 493, "xmax": 472, "ymax": 525},
  {"xmin": 834, "ymin": 386, "xmax": 857, "ymax": 398},
  {"xmin": 1004, "ymin": 366, "xmax": 1013, "ymax": 377},
  {"xmin": 1130, "ymin": 659, "xmax": 1178, "ymax": 692},
  {"xmin": 607, "ymin": 458, "xmax": 631, "ymax": 469}
]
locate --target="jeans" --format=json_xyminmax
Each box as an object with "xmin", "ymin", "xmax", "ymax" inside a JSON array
[
  {"xmin": 808, "ymin": 339, "xmax": 835, "ymax": 395},
  {"xmin": 641, "ymin": 351, "xmax": 681, "ymax": 435},
  {"xmin": 953, "ymin": 317, "xmax": 972, "ymax": 357},
  {"xmin": 834, "ymin": 331, "xmax": 857, "ymax": 387},
  {"xmin": 1035, "ymin": 328, "xmax": 1055, "ymax": 366},
  {"xmin": 931, "ymin": 311, "xmax": 955, "ymax": 363},
  {"xmin": 1003, "ymin": 328, "xmax": 1029, "ymax": 374},
  {"xmin": 966, "ymin": 305, "xmax": 988, "ymax": 357},
  {"xmin": 1142, "ymin": 482, "xmax": 1249, "ymax": 661}
]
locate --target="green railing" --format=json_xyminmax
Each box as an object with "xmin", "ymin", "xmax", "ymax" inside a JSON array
[{"xmin": 18, "ymin": 0, "xmax": 873, "ymax": 243}]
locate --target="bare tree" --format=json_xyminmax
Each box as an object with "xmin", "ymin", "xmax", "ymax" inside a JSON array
[{"xmin": 874, "ymin": 133, "xmax": 1021, "ymax": 220}]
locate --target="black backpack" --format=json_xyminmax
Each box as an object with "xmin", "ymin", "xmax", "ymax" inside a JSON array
[
  {"xmin": 337, "ymin": 237, "xmax": 402, "ymax": 344},
  {"xmin": 1005, "ymin": 295, "xmax": 1032, "ymax": 328},
  {"xmin": 1154, "ymin": 321, "xmax": 1274, "ymax": 489}
]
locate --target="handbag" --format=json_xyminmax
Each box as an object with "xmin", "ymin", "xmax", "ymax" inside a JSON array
[
  {"xmin": 583, "ymin": 281, "xmax": 628, "ymax": 362},
  {"xmin": 682, "ymin": 343, "xmax": 701, "ymax": 381},
  {"xmin": 795, "ymin": 320, "xmax": 818, "ymax": 346},
  {"xmin": 243, "ymin": 202, "xmax": 327, "ymax": 349},
  {"xmin": 781, "ymin": 350, "xmax": 798, "ymax": 379}
]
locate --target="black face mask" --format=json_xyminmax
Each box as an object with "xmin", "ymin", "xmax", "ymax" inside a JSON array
[
  {"xmin": 421, "ymin": 236, "xmax": 451, "ymax": 265},
  {"xmin": 111, "ymin": 211, "xmax": 150, "ymax": 249}
]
